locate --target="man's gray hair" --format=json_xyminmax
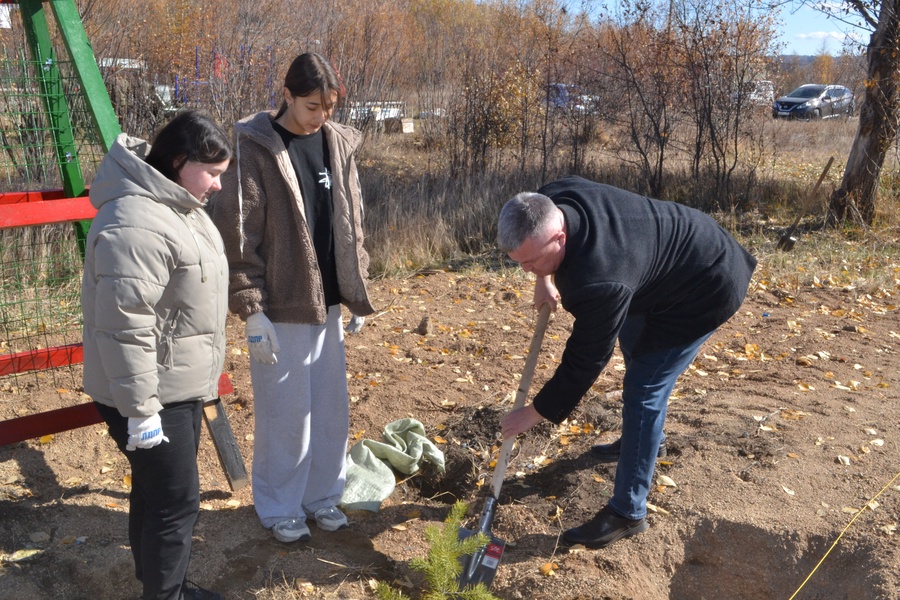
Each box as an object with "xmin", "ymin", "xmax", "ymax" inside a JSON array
[{"xmin": 497, "ymin": 192, "xmax": 558, "ymax": 253}]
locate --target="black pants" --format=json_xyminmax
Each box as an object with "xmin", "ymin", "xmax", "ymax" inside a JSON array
[{"xmin": 95, "ymin": 400, "xmax": 202, "ymax": 600}]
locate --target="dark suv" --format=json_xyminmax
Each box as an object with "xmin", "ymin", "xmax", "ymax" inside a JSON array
[{"xmin": 772, "ymin": 84, "xmax": 855, "ymax": 120}]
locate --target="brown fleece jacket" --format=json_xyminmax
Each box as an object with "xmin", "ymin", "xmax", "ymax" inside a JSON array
[{"xmin": 210, "ymin": 111, "xmax": 374, "ymax": 324}]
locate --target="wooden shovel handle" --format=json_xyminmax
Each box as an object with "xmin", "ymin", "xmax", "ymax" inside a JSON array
[
  {"xmin": 786, "ymin": 156, "xmax": 834, "ymax": 234},
  {"xmin": 490, "ymin": 303, "xmax": 552, "ymax": 498}
]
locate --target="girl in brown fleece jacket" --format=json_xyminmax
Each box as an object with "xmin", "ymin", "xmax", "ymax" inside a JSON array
[{"xmin": 210, "ymin": 53, "xmax": 374, "ymax": 544}]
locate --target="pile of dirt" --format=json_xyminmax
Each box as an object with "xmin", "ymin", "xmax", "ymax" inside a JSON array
[{"xmin": 1, "ymin": 269, "xmax": 899, "ymax": 599}]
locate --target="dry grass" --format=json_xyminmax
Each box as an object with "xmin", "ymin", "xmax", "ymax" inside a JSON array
[{"xmin": 357, "ymin": 115, "xmax": 900, "ymax": 285}]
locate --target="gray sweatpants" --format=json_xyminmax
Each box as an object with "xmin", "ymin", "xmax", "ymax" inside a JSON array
[{"xmin": 250, "ymin": 305, "xmax": 349, "ymax": 528}]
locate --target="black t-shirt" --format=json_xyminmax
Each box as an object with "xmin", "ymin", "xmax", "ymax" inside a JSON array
[{"xmin": 272, "ymin": 121, "xmax": 340, "ymax": 307}]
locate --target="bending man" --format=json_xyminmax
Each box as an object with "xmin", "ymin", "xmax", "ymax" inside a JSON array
[{"xmin": 498, "ymin": 175, "xmax": 756, "ymax": 549}]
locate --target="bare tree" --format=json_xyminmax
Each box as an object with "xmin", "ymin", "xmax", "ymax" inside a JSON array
[
  {"xmin": 597, "ymin": 4, "xmax": 679, "ymax": 198},
  {"xmin": 674, "ymin": 0, "xmax": 778, "ymax": 209},
  {"xmin": 824, "ymin": 0, "xmax": 900, "ymax": 225}
]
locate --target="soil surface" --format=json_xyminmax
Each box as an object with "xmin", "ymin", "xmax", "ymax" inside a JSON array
[{"xmin": 1, "ymin": 264, "xmax": 899, "ymax": 600}]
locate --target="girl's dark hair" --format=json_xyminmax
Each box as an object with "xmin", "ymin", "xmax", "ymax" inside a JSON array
[
  {"xmin": 145, "ymin": 110, "xmax": 233, "ymax": 182},
  {"xmin": 274, "ymin": 52, "xmax": 344, "ymax": 118}
]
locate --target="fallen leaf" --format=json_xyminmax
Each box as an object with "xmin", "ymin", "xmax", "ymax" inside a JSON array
[
  {"xmin": 657, "ymin": 475, "xmax": 677, "ymax": 488},
  {"xmin": 842, "ymin": 506, "xmax": 859, "ymax": 514},
  {"xmin": 225, "ymin": 499, "xmax": 241, "ymax": 509},
  {"xmin": 870, "ymin": 439, "xmax": 885, "ymax": 447},
  {"xmin": 539, "ymin": 562, "xmax": 558, "ymax": 576},
  {"xmin": 782, "ymin": 485, "xmax": 795, "ymax": 496},
  {"xmin": 39, "ymin": 434, "xmax": 53, "ymax": 444},
  {"xmin": 391, "ymin": 524, "xmax": 407, "ymax": 531},
  {"xmin": 781, "ymin": 409, "xmax": 809, "ymax": 420},
  {"xmin": 433, "ymin": 436, "xmax": 447, "ymax": 444},
  {"xmin": 837, "ymin": 455, "xmax": 851, "ymax": 466},
  {"xmin": 646, "ymin": 502, "xmax": 670, "ymax": 515},
  {"xmin": 880, "ymin": 523, "xmax": 897, "ymax": 535},
  {"xmin": 2, "ymin": 548, "xmax": 42, "ymax": 562}
]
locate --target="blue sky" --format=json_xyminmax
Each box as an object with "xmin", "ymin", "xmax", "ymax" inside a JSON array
[
  {"xmin": 778, "ymin": 3, "xmax": 868, "ymax": 56},
  {"xmin": 573, "ymin": 1, "xmax": 870, "ymax": 57}
]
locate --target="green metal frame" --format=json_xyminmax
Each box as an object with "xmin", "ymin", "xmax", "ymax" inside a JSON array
[
  {"xmin": 49, "ymin": 0, "xmax": 121, "ymax": 151},
  {"xmin": 17, "ymin": 0, "xmax": 122, "ymax": 256}
]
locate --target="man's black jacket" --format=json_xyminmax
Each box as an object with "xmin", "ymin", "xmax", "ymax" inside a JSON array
[{"xmin": 531, "ymin": 176, "xmax": 757, "ymax": 423}]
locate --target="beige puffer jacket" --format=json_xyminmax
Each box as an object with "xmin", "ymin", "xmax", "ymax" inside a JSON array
[{"xmin": 81, "ymin": 133, "xmax": 229, "ymax": 418}]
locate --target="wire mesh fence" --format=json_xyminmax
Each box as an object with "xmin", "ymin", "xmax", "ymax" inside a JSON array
[
  {"xmin": 0, "ymin": 47, "xmax": 106, "ymax": 190},
  {"xmin": 0, "ymin": 44, "xmax": 105, "ymax": 389},
  {"xmin": 0, "ymin": 223, "xmax": 84, "ymax": 390}
]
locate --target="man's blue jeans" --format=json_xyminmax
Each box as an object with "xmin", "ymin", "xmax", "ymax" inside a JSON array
[{"xmin": 609, "ymin": 315, "xmax": 713, "ymax": 520}]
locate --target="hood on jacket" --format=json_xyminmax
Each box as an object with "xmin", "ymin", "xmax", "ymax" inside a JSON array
[
  {"xmin": 230, "ymin": 111, "xmax": 362, "ymax": 254},
  {"xmin": 89, "ymin": 133, "xmax": 204, "ymax": 214}
]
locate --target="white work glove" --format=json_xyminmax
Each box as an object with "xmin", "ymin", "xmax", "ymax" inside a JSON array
[
  {"xmin": 125, "ymin": 414, "xmax": 169, "ymax": 451},
  {"xmin": 345, "ymin": 315, "xmax": 366, "ymax": 334},
  {"xmin": 246, "ymin": 311, "xmax": 280, "ymax": 365}
]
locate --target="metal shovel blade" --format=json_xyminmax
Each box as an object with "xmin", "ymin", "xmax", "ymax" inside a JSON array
[
  {"xmin": 457, "ymin": 496, "xmax": 506, "ymax": 589},
  {"xmin": 776, "ymin": 234, "xmax": 797, "ymax": 251}
]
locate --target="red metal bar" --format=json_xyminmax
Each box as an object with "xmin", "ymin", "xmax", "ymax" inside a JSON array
[
  {"xmin": 0, "ymin": 373, "xmax": 235, "ymax": 446},
  {"xmin": 0, "ymin": 191, "xmax": 95, "ymax": 228},
  {"xmin": 0, "ymin": 402, "xmax": 102, "ymax": 446},
  {"xmin": 0, "ymin": 189, "xmax": 72, "ymax": 204},
  {"xmin": 0, "ymin": 343, "xmax": 84, "ymax": 377}
]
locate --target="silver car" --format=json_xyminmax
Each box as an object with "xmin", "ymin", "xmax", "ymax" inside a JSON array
[{"xmin": 772, "ymin": 84, "xmax": 855, "ymax": 120}]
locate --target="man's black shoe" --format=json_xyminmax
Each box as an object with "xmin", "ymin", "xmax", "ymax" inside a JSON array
[
  {"xmin": 562, "ymin": 505, "xmax": 648, "ymax": 549},
  {"xmin": 183, "ymin": 580, "xmax": 223, "ymax": 600},
  {"xmin": 588, "ymin": 437, "xmax": 667, "ymax": 463}
]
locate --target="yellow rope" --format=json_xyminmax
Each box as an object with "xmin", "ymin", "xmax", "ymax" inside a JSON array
[{"xmin": 788, "ymin": 470, "xmax": 900, "ymax": 600}]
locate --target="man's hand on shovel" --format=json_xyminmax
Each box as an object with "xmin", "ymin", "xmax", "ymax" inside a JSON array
[
  {"xmin": 501, "ymin": 404, "xmax": 544, "ymax": 439},
  {"xmin": 534, "ymin": 276, "xmax": 560, "ymax": 311}
]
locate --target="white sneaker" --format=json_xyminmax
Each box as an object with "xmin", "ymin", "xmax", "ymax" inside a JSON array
[
  {"xmin": 271, "ymin": 518, "xmax": 311, "ymax": 543},
  {"xmin": 313, "ymin": 506, "xmax": 349, "ymax": 531}
]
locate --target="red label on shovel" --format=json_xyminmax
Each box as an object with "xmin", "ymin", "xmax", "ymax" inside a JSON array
[{"xmin": 481, "ymin": 542, "xmax": 504, "ymax": 569}]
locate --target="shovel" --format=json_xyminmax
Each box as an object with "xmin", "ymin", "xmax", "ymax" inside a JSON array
[
  {"xmin": 457, "ymin": 303, "xmax": 552, "ymax": 590},
  {"xmin": 777, "ymin": 156, "xmax": 834, "ymax": 251}
]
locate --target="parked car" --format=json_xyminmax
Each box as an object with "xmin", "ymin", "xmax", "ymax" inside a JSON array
[{"xmin": 772, "ymin": 84, "xmax": 855, "ymax": 120}]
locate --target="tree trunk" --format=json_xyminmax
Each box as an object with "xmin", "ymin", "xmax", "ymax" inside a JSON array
[{"xmin": 827, "ymin": 0, "xmax": 900, "ymax": 226}]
